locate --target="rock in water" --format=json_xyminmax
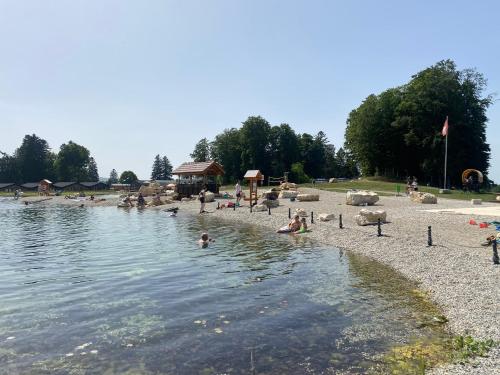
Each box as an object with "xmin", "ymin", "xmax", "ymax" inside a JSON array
[{"xmin": 346, "ymin": 190, "xmax": 379, "ymax": 206}]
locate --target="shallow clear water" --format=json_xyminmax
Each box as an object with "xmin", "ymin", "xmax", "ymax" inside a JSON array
[{"xmin": 0, "ymin": 199, "xmax": 449, "ymax": 374}]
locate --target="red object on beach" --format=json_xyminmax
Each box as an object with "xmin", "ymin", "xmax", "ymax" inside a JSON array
[
  {"xmin": 469, "ymin": 219, "xmax": 477, "ymax": 225},
  {"xmin": 479, "ymin": 222, "xmax": 489, "ymax": 228}
]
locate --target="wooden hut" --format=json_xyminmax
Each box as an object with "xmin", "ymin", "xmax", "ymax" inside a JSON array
[
  {"xmin": 80, "ymin": 181, "xmax": 109, "ymax": 191},
  {"xmin": 38, "ymin": 179, "xmax": 52, "ymax": 195},
  {"xmin": 173, "ymin": 161, "xmax": 224, "ymax": 198},
  {"xmin": 0, "ymin": 183, "xmax": 21, "ymax": 192},
  {"xmin": 244, "ymin": 170, "xmax": 264, "ymax": 206}
]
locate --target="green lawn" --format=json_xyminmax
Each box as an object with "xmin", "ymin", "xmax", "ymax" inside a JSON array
[{"xmin": 300, "ymin": 180, "xmax": 499, "ymax": 202}]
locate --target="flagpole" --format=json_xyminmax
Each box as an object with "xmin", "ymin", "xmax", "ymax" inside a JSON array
[{"xmin": 443, "ymin": 132, "xmax": 448, "ymax": 189}]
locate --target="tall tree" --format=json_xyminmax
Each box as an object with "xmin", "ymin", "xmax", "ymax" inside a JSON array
[
  {"xmin": 87, "ymin": 157, "xmax": 99, "ymax": 181},
  {"xmin": 151, "ymin": 154, "xmax": 162, "ymax": 180},
  {"xmin": 269, "ymin": 124, "xmax": 300, "ymax": 177},
  {"xmin": 190, "ymin": 138, "xmax": 211, "ymax": 162},
  {"xmin": 0, "ymin": 151, "xmax": 20, "ymax": 183},
  {"xmin": 14, "ymin": 134, "xmax": 53, "ymax": 182},
  {"xmin": 161, "ymin": 156, "xmax": 173, "ymax": 180},
  {"xmin": 119, "ymin": 171, "xmax": 138, "ymax": 184},
  {"xmin": 55, "ymin": 141, "xmax": 91, "ymax": 181},
  {"xmin": 345, "ymin": 60, "xmax": 491, "ymax": 185},
  {"xmin": 211, "ymin": 128, "xmax": 242, "ymax": 183},
  {"xmin": 240, "ymin": 116, "xmax": 272, "ymax": 177},
  {"xmin": 108, "ymin": 169, "xmax": 119, "ymax": 184}
]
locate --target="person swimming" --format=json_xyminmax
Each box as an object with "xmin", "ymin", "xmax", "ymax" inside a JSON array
[{"xmin": 198, "ymin": 233, "xmax": 214, "ymax": 248}]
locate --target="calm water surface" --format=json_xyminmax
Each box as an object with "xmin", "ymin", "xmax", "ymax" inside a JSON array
[{"xmin": 0, "ymin": 198, "xmax": 448, "ymax": 374}]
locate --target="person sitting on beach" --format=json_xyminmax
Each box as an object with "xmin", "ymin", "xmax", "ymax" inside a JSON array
[
  {"xmin": 137, "ymin": 192, "xmax": 146, "ymax": 207},
  {"xmin": 293, "ymin": 218, "xmax": 308, "ymax": 234},
  {"xmin": 277, "ymin": 215, "xmax": 301, "ymax": 233},
  {"xmin": 198, "ymin": 233, "xmax": 214, "ymax": 248}
]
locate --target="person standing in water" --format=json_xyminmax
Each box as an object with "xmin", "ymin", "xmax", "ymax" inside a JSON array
[
  {"xmin": 235, "ymin": 180, "xmax": 242, "ymax": 206},
  {"xmin": 198, "ymin": 185, "xmax": 207, "ymax": 214}
]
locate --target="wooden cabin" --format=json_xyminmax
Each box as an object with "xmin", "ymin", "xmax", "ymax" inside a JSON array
[
  {"xmin": 0, "ymin": 183, "xmax": 21, "ymax": 192},
  {"xmin": 173, "ymin": 161, "xmax": 224, "ymax": 198},
  {"xmin": 38, "ymin": 179, "xmax": 52, "ymax": 195},
  {"xmin": 244, "ymin": 170, "xmax": 264, "ymax": 205},
  {"xmin": 53, "ymin": 182, "xmax": 82, "ymax": 192},
  {"xmin": 80, "ymin": 181, "xmax": 109, "ymax": 191}
]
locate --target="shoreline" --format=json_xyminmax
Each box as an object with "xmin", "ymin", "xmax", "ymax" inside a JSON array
[{"xmin": 16, "ymin": 189, "xmax": 500, "ymax": 374}]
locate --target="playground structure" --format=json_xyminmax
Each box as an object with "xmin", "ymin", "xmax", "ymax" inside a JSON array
[
  {"xmin": 267, "ymin": 172, "xmax": 289, "ymax": 186},
  {"xmin": 244, "ymin": 170, "xmax": 264, "ymax": 206},
  {"xmin": 462, "ymin": 169, "xmax": 483, "ymax": 193}
]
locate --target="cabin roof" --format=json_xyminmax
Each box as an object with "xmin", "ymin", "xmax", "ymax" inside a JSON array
[
  {"xmin": 0, "ymin": 183, "xmax": 17, "ymax": 189},
  {"xmin": 173, "ymin": 161, "xmax": 224, "ymax": 176},
  {"xmin": 21, "ymin": 182, "xmax": 40, "ymax": 188},
  {"xmin": 244, "ymin": 170, "xmax": 263, "ymax": 179},
  {"xmin": 53, "ymin": 182, "xmax": 78, "ymax": 188},
  {"xmin": 80, "ymin": 181, "xmax": 107, "ymax": 187}
]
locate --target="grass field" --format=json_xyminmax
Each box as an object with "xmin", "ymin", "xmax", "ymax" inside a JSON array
[{"xmin": 300, "ymin": 180, "xmax": 499, "ymax": 202}]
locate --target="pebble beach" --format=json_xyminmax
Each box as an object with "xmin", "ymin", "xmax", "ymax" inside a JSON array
[{"xmin": 21, "ymin": 188, "xmax": 500, "ymax": 374}]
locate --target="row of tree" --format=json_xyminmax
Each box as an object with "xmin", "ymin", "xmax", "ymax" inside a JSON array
[
  {"xmin": 344, "ymin": 60, "xmax": 491, "ymax": 186},
  {"xmin": 0, "ymin": 134, "xmax": 99, "ymax": 183},
  {"xmin": 190, "ymin": 116, "xmax": 358, "ymax": 183}
]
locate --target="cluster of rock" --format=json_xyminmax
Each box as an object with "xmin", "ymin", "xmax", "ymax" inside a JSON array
[
  {"xmin": 319, "ymin": 213, "xmax": 335, "ymax": 222},
  {"xmin": 280, "ymin": 182, "xmax": 297, "ymax": 190},
  {"xmin": 346, "ymin": 190, "xmax": 379, "ymax": 206},
  {"xmin": 409, "ymin": 191, "xmax": 437, "ymax": 204},
  {"xmin": 355, "ymin": 209, "xmax": 387, "ymax": 226}
]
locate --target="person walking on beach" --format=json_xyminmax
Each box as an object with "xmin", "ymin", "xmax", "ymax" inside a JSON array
[
  {"xmin": 199, "ymin": 186, "xmax": 207, "ymax": 214},
  {"xmin": 235, "ymin": 180, "xmax": 242, "ymax": 206}
]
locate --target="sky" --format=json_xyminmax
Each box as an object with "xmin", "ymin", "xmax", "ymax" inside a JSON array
[{"xmin": 0, "ymin": 0, "xmax": 499, "ymax": 181}]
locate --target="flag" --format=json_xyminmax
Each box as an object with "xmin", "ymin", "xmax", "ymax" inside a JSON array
[{"xmin": 441, "ymin": 116, "xmax": 449, "ymax": 137}]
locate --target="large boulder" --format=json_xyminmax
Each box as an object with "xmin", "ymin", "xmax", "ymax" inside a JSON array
[
  {"xmin": 295, "ymin": 208, "xmax": 308, "ymax": 217},
  {"xmin": 319, "ymin": 213, "xmax": 335, "ymax": 222},
  {"xmin": 470, "ymin": 199, "xmax": 482, "ymax": 205},
  {"xmin": 355, "ymin": 209, "xmax": 387, "ymax": 226},
  {"xmin": 279, "ymin": 190, "xmax": 298, "ymax": 199},
  {"xmin": 262, "ymin": 199, "xmax": 279, "ymax": 208},
  {"xmin": 297, "ymin": 194, "xmax": 320, "ymax": 202},
  {"xmin": 261, "ymin": 190, "xmax": 279, "ymax": 200},
  {"xmin": 410, "ymin": 191, "xmax": 437, "ymax": 204},
  {"xmin": 205, "ymin": 191, "xmax": 215, "ymax": 203},
  {"xmin": 328, "ymin": 178, "xmax": 336, "ymax": 183},
  {"xmin": 346, "ymin": 190, "xmax": 379, "ymax": 206},
  {"xmin": 280, "ymin": 182, "xmax": 297, "ymax": 190},
  {"xmin": 497, "ymin": 195, "xmax": 500, "ymax": 202},
  {"xmin": 253, "ymin": 204, "xmax": 267, "ymax": 212}
]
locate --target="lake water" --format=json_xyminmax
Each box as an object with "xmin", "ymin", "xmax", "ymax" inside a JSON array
[{"xmin": 0, "ymin": 198, "xmax": 450, "ymax": 374}]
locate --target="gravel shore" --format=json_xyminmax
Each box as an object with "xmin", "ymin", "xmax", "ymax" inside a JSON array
[
  {"xmin": 178, "ymin": 187, "xmax": 500, "ymax": 374},
  {"xmin": 21, "ymin": 189, "xmax": 500, "ymax": 373}
]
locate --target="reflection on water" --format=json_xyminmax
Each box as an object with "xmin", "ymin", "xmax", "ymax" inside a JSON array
[{"xmin": 0, "ymin": 201, "xmax": 450, "ymax": 374}]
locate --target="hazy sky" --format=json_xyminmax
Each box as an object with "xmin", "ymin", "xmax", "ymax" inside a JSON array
[{"xmin": 1, "ymin": 0, "xmax": 499, "ymax": 181}]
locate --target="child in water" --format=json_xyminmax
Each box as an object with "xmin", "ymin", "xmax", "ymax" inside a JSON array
[
  {"xmin": 198, "ymin": 233, "xmax": 214, "ymax": 248},
  {"xmin": 294, "ymin": 218, "xmax": 308, "ymax": 234}
]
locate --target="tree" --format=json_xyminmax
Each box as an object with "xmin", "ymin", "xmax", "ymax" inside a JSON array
[
  {"xmin": 240, "ymin": 116, "xmax": 272, "ymax": 177},
  {"xmin": 289, "ymin": 162, "xmax": 310, "ymax": 183},
  {"xmin": 190, "ymin": 138, "xmax": 212, "ymax": 162},
  {"xmin": 14, "ymin": 134, "xmax": 54, "ymax": 182},
  {"xmin": 211, "ymin": 128, "xmax": 242, "ymax": 183},
  {"xmin": 87, "ymin": 157, "xmax": 99, "ymax": 181},
  {"xmin": 0, "ymin": 151, "xmax": 19, "ymax": 183},
  {"xmin": 345, "ymin": 60, "xmax": 491, "ymax": 186},
  {"xmin": 151, "ymin": 154, "xmax": 162, "ymax": 180},
  {"xmin": 55, "ymin": 141, "xmax": 91, "ymax": 181},
  {"xmin": 119, "ymin": 171, "xmax": 138, "ymax": 184},
  {"xmin": 269, "ymin": 124, "xmax": 300, "ymax": 177},
  {"xmin": 161, "ymin": 156, "xmax": 173, "ymax": 180},
  {"xmin": 108, "ymin": 169, "xmax": 119, "ymax": 184}
]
